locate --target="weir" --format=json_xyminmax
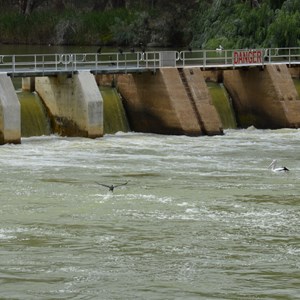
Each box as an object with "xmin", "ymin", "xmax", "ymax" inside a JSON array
[{"xmin": 0, "ymin": 48, "xmax": 300, "ymax": 144}]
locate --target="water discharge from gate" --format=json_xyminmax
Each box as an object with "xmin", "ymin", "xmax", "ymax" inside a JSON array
[
  {"xmin": 100, "ymin": 87, "xmax": 130, "ymax": 134},
  {"xmin": 207, "ymin": 82, "xmax": 237, "ymax": 129},
  {"xmin": 18, "ymin": 91, "xmax": 52, "ymax": 137}
]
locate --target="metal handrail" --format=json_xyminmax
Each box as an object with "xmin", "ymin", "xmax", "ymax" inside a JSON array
[{"xmin": 0, "ymin": 47, "xmax": 299, "ymax": 76}]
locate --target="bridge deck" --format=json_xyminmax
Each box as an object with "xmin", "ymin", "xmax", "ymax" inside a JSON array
[{"xmin": 0, "ymin": 47, "xmax": 299, "ymax": 77}]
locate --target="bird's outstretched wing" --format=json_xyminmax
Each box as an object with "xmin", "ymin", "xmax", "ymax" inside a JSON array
[
  {"xmin": 114, "ymin": 181, "xmax": 129, "ymax": 188},
  {"xmin": 95, "ymin": 182, "xmax": 111, "ymax": 188}
]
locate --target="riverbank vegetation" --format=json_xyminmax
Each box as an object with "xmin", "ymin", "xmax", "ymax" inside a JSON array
[{"xmin": 0, "ymin": 0, "xmax": 299, "ymax": 49}]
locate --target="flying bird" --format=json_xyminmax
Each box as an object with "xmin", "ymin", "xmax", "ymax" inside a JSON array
[
  {"xmin": 95, "ymin": 181, "xmax": 129, "ymax": 192},
  {"xmin": 268, "ymin": 159, "xmax": 289, "ymax": 173}
]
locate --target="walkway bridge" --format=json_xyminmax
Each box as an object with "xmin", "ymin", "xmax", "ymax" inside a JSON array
[{"xmin": 0, "ymin": 47, "xmax": 300, "ymax": 77}]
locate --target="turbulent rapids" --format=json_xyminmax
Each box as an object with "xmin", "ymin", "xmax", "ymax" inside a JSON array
[{"xmin": 0, "ymin": 129, "xmax": 299, "ymax": 299}]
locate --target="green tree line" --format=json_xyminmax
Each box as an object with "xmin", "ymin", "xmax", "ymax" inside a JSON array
[{"xmin": 0, "ymin": 0, "xmax": 299, "ymax": 48}]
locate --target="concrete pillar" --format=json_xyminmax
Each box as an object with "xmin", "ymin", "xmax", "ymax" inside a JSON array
[
  {"xmin": 0, "ymin": 74, "xmax": 21, "ymax": 144},
  {"xmin": 224, "ymin": 65, "xmax": 300, "ymax": 129},
  {"xmin": 117, "ymin": 68, "xmax": 223, "ymax": 136},
  {"xmin": 181, "ymin": 68, "xmax": 223, "ymax": 135},
  {"xmin": 117, "ymin": 69, "xmax": 202, "ymax": 136},
  {"xmin": 35, "ymin": 71, "xmax": 103, "ymax": 138},
  {"xmin": 22, "ymin": 77, "xmax": 35, "ymax": 92}
]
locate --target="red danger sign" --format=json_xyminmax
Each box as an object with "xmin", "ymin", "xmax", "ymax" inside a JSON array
[{"xmin": 233, "ymin": 50, "xmax": 263, "ymax": 65}]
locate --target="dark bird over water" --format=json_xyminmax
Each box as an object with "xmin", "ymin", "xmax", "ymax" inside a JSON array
[{"xmin": 96, "ymin": 181, "xmax": 128, "ymax": 192}]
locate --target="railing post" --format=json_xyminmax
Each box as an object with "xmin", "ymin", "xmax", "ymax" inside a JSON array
[
  {"xmin": 42, "ymin": 55, "xmax": 44, "ymax": 73},
  {"xmin": 95, "ymin": 53, "xmax": 101, "ymax": 74},
  {"xmin": 181, "ymin": 51, "xmax": 185, "ymax": 67},
  {"xmin": 12, "ymin": 55, "xmax": 15, "ymax": 74},
  {"xmin": 152, "ymin": 52, "xmax": 155, "ymax": 72}
]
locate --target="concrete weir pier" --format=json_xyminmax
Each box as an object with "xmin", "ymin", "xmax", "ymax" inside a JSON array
[
  {"xmin": 116, "ymin": 68, "xmax": 223, "ymax": 136},
  {"xmin": 35, "ymin": 71, "xmax": 103, "ymax": 138},
  {"xmin": 0, "ymin": 74, "xmax": 21, "ymax": 144},
  {"xmin": 223, "ymin": 65, "xmax": 300, "ymax": 128}
]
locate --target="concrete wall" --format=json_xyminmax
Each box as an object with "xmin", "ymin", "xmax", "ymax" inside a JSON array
[
  {"xmin": 35, "ymin": 71, "xmax": 103, "ymax": 138},
  {"xmin": 0, "ymin": 74, "xmax": 21, "ymax": 144},
  {"xmin": 22, "ymin": 77, "xmax": 35, "ymax": 92},
  {"xmin": 116, "ymin": 69, "xmax": 200, "ymax": 135},
  {"xmin": 95, "ymin": 74, "xmax": 115, "ymax": 87},
  {"xmin": 181, "ymin": 68, "xmax": 223, "ymax": 135},
  {"xmin": 223, "ymin": 65, "xmax": 300, "ymax": 129},
  {"xmin": 116, "ymin": 68, "xmax": 223, "ymax": 136},
  {"xmin": 202, "ymin": 70, "xmax": 223, "ymax": 83},
  {"xmin": 289, "ymin": 66, "xmax": 300, "ymax": 79}
]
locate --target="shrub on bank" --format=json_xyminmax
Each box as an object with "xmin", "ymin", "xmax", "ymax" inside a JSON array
[
  {"xmin": 0, "ymin": 1, "xmax": 299, "ymax": 49},
  {"xmin": 0, "ymin": 9, "xmax": 138, "ymax": 46}
]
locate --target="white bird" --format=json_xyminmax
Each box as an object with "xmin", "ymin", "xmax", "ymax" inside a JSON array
[
  {"xmin": 268, "ymin": 159, "xmax": 289, "ymax": 173},
  {"xmin": 216, "ymin": 45, "xmax": 223, "ymax": 51}
]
